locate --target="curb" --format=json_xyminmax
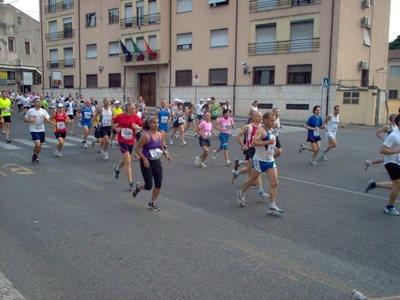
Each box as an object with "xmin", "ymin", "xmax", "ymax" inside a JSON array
[{"xmin": 0, "ymin": 272, "xmax": 26, "ymax": 300}]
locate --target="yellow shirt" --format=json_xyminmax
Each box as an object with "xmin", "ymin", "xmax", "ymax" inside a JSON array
[{"xmin": 0, "ymin": 98, "xmax": 12, "ymax": 117}]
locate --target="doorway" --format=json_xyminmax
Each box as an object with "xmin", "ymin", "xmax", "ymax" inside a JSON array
[{"xmin": 139, "ymin": 72, "xmax": 156, "ymax": 107}]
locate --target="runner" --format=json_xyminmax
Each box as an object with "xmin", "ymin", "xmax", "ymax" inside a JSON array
[
  {"xmin": 236, "ymin": 112, "xmax": 283, "ymax": 215},
  {"xmin": 185, "ymin": 104, "xmax": 196, "ymax": 136},
  {"xmin": 16, "ymin": 92, "xmax": 23, "ymax": 116},
  {"xmin": 154, "ymin": 99, "xmax": 171, "ymax": 151},
  {"xmin": 64, "ymin": 96, "xmax": 75, "ymax": 136},
  {"xmin": 136, "ymin": 95, "xmax": 147, "ymax": 120},
  {"xmin": 24, "ymin": 98, "xmax": 51, "ymax": 164},
  {"xmin": 320, "ymin": 105, "xmax": 346, "ymax": 161},
  {"xmin": 22, "ymin": 92, "xmax": 31, "ymax": 114},
  {"xmin": 132, "ymin": 116, "xmax": 172, "ymax": 211},
  {"xmin": 91, "ymin": 106, "xmax": 103, "ymax": 152},
  {"xmin": 109, "ymin": 100, "xmax": 123, "ymax": 148},
  {"xmin": 50, "ymin": 102, "xmax": 70, "ymax": 157},
  {"xmin": 79, "ymin": 99, "xmax": 95, "ymax": 149},
  {"xmin": 194, "ymin": 112, "xmax": 214, "ymax": 168},
  {"xmin": 112, "ymin": 102, "xmax": 143, "ymax": 190},
  {"xmin": 209, "ymin": 96, "xmax": 221, "ymax": 135},
  {"xmin": 272, "ymin": 107, "xmax": 283, "ymax": 158},
  {"xmin": 299, "ymin": 105, "xmax": 325, "ymax": 166},
  {"xmin": 93, "ymin": 98, "xmax": 113, "ymax": 160},
  {"xmin": 212, "ymin": 108, "xmax": 235, "ymax": 165},
  {"xmin": 0, "ymin": 90, "xmax": 13, "ymax": 143},
  {"xmin": 169, "ymin": 102, "xmax": 187, "ymax": 146},
  {"xmin": 195, "ymin": 99, "xmax": 204, "ymax": 124}
]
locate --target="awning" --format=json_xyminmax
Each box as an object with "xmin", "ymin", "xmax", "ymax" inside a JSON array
[{"xmin": 0, "ymin": 64, "xmax": 42, "ymax": 75}]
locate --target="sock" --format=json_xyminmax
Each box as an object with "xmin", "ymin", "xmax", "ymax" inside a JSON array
[
  {"xmin": 386, "ymin": 205, "xmax": 393, "ymax": 209},
  {"xmin": 371, "ymin": 182, "xmax": 376, "ymax": 189},
  {"xmin": 259, "ymin": 189, "xmax": 264, "ymax": 195},
  {"xmin": 269, "ymin": 202, "xmax": 276, "ymax": 208},
  {"xmin": 238, "ymin": 160, "xmax": 243, "ymax": 165},
  {"xmin": 116, "ymin": 167, "xmax": 119, "ymax": 171}
]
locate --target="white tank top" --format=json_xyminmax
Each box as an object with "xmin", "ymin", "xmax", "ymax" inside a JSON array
[
  {"xmin": 326, "ymin": 114, "xmax": 339, "ymax": 133},
  {"xmin": 101, "ymin": 107, "xmax": 112, "ymax": 127}
]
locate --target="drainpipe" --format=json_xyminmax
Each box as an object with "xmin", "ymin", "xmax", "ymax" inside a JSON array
[
  {"xmin": 232, "ymin": 0, "xmax": 238, "ymax": 116},
  {"xmin": 78, "ymin": 0, "xmax": 81, "ymax": 94},
  {"xmin": 39, "ymin": 0, "xmax": 44, "ymax": 93},
  {"xmin": 326, "ymin": 0, "xmax": 335, "ymax": 116},
  {"xmin": 168, "ymin": 0, "xmax": 172, "ymax": 104}
]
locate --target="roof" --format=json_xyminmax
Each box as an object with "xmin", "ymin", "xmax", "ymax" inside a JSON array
[{"xmin": 388, "ymin": 49, "xmax": 400, "ymax": 59}]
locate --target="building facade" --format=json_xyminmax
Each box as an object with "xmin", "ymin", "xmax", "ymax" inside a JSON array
[
  {"xmin": 40, "ymin": 0, "xmax": 391, "ymax": 123},
  {"xmin": 0, "ymin": 2, "xmax": 42, "ymax": 93}
]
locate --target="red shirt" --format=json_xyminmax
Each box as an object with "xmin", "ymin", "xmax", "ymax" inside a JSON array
[
  {"xmin": 113, "ymin": 113, "xmax": 142, "ymax": 145},
  {"xmin": 54, "ymin": 112, "xmax": 67, "ymax": 133}
]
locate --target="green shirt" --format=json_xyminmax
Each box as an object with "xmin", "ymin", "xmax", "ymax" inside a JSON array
[{"xmin": 0, "ymin": 98, "xmax": 12, "ymax": 117}]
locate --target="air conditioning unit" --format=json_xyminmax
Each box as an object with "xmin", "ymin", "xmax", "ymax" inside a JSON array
[
  {"xmin": 362, "ymin": 0, "xmax": 371, "ymax": 9},
  {"xmin": 361, "ymin": 16, "xmax": 371, "ymax": 27},
  {"xmin": 358, "ymin": 61, "xmax": 368, "ymax": 70}
]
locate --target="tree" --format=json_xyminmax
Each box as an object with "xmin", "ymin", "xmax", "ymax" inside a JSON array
[{"xmin": 389, "ymin": 35, "xmax": 400, "ymax": 49}]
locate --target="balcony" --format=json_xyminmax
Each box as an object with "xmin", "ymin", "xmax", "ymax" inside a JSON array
[
  {"xmin": 120, "ymin": 13, "xmax": 161, "ymax": 29},
  {"xmin": 46, "ymin": 59, "xmax": 76, "ymax": 69},
  {"xmin": 45, "ymin": 1, "xmax": 74, "ymax": 13},
  {"xmin": 338, "ymin": 79, "xmax": 369, "ymax": 89},
  {"xmin": 46, "ymin": 29, "xmax": 75, "ymax": 42},
  {"xmin": 119, "ymin": 51, "xmax": 160, "ymax": 64},
  {"xmin": 249, "ymin": 0, "xmax": 320, "ymax": 12},
  {"xmin": 248, "ymin": 38, "xmax": 320, "ymax": 55}
]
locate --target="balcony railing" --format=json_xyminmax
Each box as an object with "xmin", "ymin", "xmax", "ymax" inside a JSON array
[
  {"xmin": 46, "ymin": 59, "xmax": 76, "ymax": 69},
  {"xmin": 45, "ymin": 1, "xmax": 74, "ymax": 13},
  {"xmin": 46, "ymin": 29, "xmax": 75, "ymax": 42},
  {"xmin": 119, "ymin": 51, "xmax": 160, "ymax": 63},
  {"xmin": 120, "ymin": 13, "xmax": 161, "ymax": 29},
  {"xmin": 338, "ymin": 79, "xmax": 369, "ymax": 89},
  {"xmin": 248, "ymin": 38, "xmax": 320, "ymax": 55},
  {"xmin": 249, "ymin": 0, "xmax": 320, "ymax": 12}
]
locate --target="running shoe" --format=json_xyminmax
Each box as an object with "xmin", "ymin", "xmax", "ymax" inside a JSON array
[
  {"xmin": 231, "ymin": 170, "xmax": 238, "ymax": 184},
  {"xmin": 2, "ymin": 129, "xmax": 5, "ymax": 134},
  {"xmin": 321, "ymin": 147, "xmax": 327, "ymax": 154},
  {"xmin": 70, "ymin": 131, "xmax": 75, "ymax": 136},
  {"xmin": 383, "ymin": 206, "xmax": 400, "ymax": 216},
  {"xmin": 212, "ymin": 150, "xmax": 217, "ymax": 159},
  {"xmin": 364, "ymin": 179, "xmax": 375, "ymax": 193},
  {"xmin": 320, "ymin": 154, "xmax": 328, "ymax": 161},
  {"xmin": 250, "ymin": 184, "xmax": 257, "ymax": 189},
  {"xmin": 175, "ymin": 134, "xmax": 179, "ymax": 139},
  {"xmin": 54, "ymin": 149, "xmax": 59, "ymax": 157},
  {"xmin": 195, "ymin": 156, "xmax": 200, "ymax": 165},
  {"xmin": 82, "ymin": 141, "xmax": 88, "ymax": 149},
  {"xmin": 199, "ymin": 162, "xmax": 206, "ymax": 168},
  {"xmin": 5, "ymin": 138, "xmax": 11, "ymax": 143},
  {"xmin": 308, "ymin": 160, "xmax": 318, "ymax": 166},
  {"xmin": 110, "ymin": 142, "xmax": 115, "ymax": 149},
  {"xmin": 181, "ymin": 141, "xmax": 187, "ymax": 146},
  {"xmin": 299, "ymin": 143, "xmax": 305, "ymax": 153},
  {"xmin": 103, "ymin": 152, "xmax": 109, "ymax": 160},
  {"xmin": 259, "ymin": 191, "xmax": 270, "ymax": 199},
  {"xmin": 131, "ymin": 182, "xmax": 141, "ymax": 197},
  {"xmin": 58, "ymin": 152, "xmax": 62, "ymax": 157},
  {"xmin": 237, "ymin": 190, "xmax": 245, "ymax": 207},
  {"xmin": 364, "ymin": 160, "xmax": 372, "ymax": 171},
  {"xmin": 31, "ymin": 154, "xmax": 37, "ymax": 164},
  {"xmin": 234, "ymin": 158, "xmax": 240, "ymax": 171},
  {"xmin": 268, "ymin": 205, "xmax": 283, "ymax": 216},
  {"xmin": 351, "ymin": 290, "xmax": 368, "ymax": 300},
  {"xmin": 169, "ymin": 139, "xmax": 173, "ymax": 145},
  {"xmin": 147, "ymin": 201, "xmax": 160, "ymax": 212},
  {"xmin": 113, "ymin": 165, "xmax": 120, "ymax": 179},
  {"xmin": 35, "ymin": 158, "xmax": 40, "ymax": 164},
  {"xmin": 226, "ymin": 160, "xmax": 231, "ymax": 166},
  {"xmin": 194, "ymin": 133, "xmax": 198, "ymax": 137}
]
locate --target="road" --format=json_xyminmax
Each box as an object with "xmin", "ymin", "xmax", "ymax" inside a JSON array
[{"xmin": 0, "ymin": 113, "xmax": 399, "ymax": 300}]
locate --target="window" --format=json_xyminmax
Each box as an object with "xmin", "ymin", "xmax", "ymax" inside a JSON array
[
  {"xmin": 176, "ymin": 70, "xmax": 192, "ymax": 86},
  {"xmin": 256, "ymin": 0, "xmax": 278, "ymax": 11},
  {"xmin": 178, "ymin": 0, "xmax": 192, "ymax": 12},
  {"xmin": 254, "ymin": 67, "xmax": 275, "ymax": 85},
  {"xmin": 390, "ymin": 66, "xmax": 400, "ymax": 76},
  {"xmin": 64, "ymin": 75, "xmax": 74, "ymax": 88},
  {"xmin": 177, "ymin": 33, "xmax": 192, "ymax": 50},
  {"xmin": 63, "ymin": 0, "xmax": 73, "ymax": 9},
  {"xmin": 109, "ymin": 41, "xmax": 119, "ymax": 56},
  {"xmin": 137, "ymin": 1, "xmax": 144, "ymax": 26},
  {"xmin": 49, "ymin": 49, "xmax": 59, "ymax": 68},
  {"xmin": 86, "ymin": 13, "xmax": 96, "ymax": 27},
  {"xmin": 125, "ymin": 3, "xmax": 133, "ymax": 27},
  {"xmin": 292, "ymin": 0, "xmax": 315, "ymax": 5},
  {"xmin": 361, "ymin": 69, "xmax": 369, "ymax": 87},
  {"xmin": 343, "ymin": 92, "xmax": 359, "ymax": 105},
  {"xmin": 389, "ymin": 90, "xmax": 398, "ymax": 99},
  {"xmin": 86, "ymin": 44, "xmax": 97, "ymax": 58},
  {"xmin": 7, "ymin": 71, "xmax": 16, "ymax": 80},
  {"xmin": 86, "ymin": 74, "xmax": 98, "ymax": 88},
  {"xmin": 210, "ymin": 29, "xmax": 228, "ymax": 47},
  {"xmin": 48, "ymin": 0, "xmax": 56, "ymax": 12},
  {"xmin": 287, "ymin": 65, "xmax": 312, "ymax": 84},
  {"xmin": 290, "ymin": 20, "xmax": 314, "ymax": 52},
  {"xmin": 17, "ymin": 17, "xmax": 22, "ymax": 25},
  {"xmin": 64, "ymin": 47, "xmax": 74, "ymax": 67},
  {"xmin": 49, "ymin": 20, "xmax": 58, "ymax": 41},
  {"xmin": 255, "ymin": 23, "xmax": 276, "ymax": 54},
  {"xmin": 63, "ymin": 18, "xmax": 73, "ymax": 39},
  {"xmin": 109, "ymin": 73, "xmax": 121, "ymax": 88},
  {"xmin": 363, "ymin": 28, "xmax": 371, "ymax": 46},
  {"xmin": 109, "ymin": 8, "xmax": 119, "ymax": 24},
  {"xmin": 208, "ymin": 0, "xmax": 229, "ymax": 7},
  {"xmin": 8, "ymin": 38, "xmax": 15, "ymax": 52},
  {"xmin": 209, "ymin": 68, "xmax": 228, "ymax": 85},
  {"xmin": 25, "ymin": 41, "xmax": 31, "ymax": 54},
  {"xmin": 148, "ymin": 0, "xmax": 157, "ymax": 23}
]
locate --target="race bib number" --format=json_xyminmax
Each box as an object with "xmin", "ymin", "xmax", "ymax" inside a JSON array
[
  {"xmin": 35, "ymin": 119, "xmax": 44, "ymax": 130},
  {"xmin": 149, "ymin": 148, "xmax": 163, "ymax": 160},
  {"xmin": 161, "ymin": 116, "xmax": 168, "ymax": 124},
  {"xmin": 331, "ymin": 123, "xmax": 338, "ymax": 132},
  {"xmin": 212, "ymin": 109, "xmax": 218, "ymax": 115},
  {"xmin": 223, "ymin": 123, "xmax": 231, "ymax": 130},
  {"xmin": 3, "ymin": 107, "xmax": 10, "ymax": 113},
  {"xmin": 84, "ymin": 112, "xmax": 92, "ymax": 119},
  {"xmin": 121, "ymin": 128, "xmax": 133, "ymax": 140},
  {"xmin": 190, "ymin": 114, "xmax": 194, "ymax": 119},
  {"xmin": 205, "ymin": 131, "xmax": 211, "ymax": 137},
  {"xmin": 178, "ymin": 117, "xmax": 184, "ymax": 123},
  {"xmin": 56, "ymin": 122, "xmax": 65, "ymax": 130},
  {"xmin": 314, "ymin": 128, "xmax": 320, "ymax": 136},
  {"xmin": 102, "ymin": 116, "xmax": 111, "ymax": 126}
]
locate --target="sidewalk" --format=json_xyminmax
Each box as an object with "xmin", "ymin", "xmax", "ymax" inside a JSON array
[{"xmin": 0, "ymin": 272, "xmax": 25, "ymax": 300}]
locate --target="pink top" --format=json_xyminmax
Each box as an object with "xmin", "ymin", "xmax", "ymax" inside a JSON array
[
  {"xmin": 198, "ymin": 120, "xmax": 213, "ymax": 138},
  {"xmin": 217, "ymin": 117, "xmax": 234, "ymax": 134}
]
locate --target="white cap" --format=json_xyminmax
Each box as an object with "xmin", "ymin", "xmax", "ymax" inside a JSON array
[
  {"xmin": 179, "ymin": 100, "xmax": 185, "ymax": 103},
  {"xmin": 199, "ymin": 98, "xmax": 204, "ymax": 102},
  {"xmin": 207, "ymin": 98, "xmax": 211, "ymax": 102},
  {"xmin": 114, "ymin": 100, "xmax": 121, "ymax": 104},
  {"xmin": 173, "ymin": 98, "xmax": 179, "ymax": 103}
]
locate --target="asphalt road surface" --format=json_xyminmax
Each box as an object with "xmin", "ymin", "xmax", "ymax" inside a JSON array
[{"xmin": 0, "ymin": 113, "xmax": 399, "ymax": 300}]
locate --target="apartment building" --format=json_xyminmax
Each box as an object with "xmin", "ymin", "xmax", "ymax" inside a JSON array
[
  {"xmin": 40, "ymin": 0, "xmax": 391, "ymax": 122},
  {"xmin": 0, "ymin": 2, "xmax": 42, "ymax": 93},
  {"xmin": 388, "ymin": 49, "xmax": 400, "ymax": 101}
]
